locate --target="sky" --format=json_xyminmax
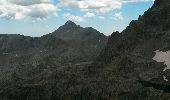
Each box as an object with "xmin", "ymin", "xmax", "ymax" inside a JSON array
[{"xmin": 0, "ymin": 0, "xmax": 154, "ymax": 37}]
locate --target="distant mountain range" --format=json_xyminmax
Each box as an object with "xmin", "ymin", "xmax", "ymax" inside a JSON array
[
  {"xmin": 0, "ymin": 0, "xmax": 170, "ymax": 99},
  {"xmin": 0, "ymin": 21, "xmax": 107, "ymax": 66},
  {"xmin": 0, "ymin": 21, "xmax": 107, "ymax": 100}
]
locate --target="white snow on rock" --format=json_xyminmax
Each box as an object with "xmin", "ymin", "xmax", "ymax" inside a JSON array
[
  {"xmin": 153, "ymin": 50, "xmax": 170, "ymax": 71},
  {"xmin": 153, "ymin": 50, "xmax": 170, "ymax": 81}
]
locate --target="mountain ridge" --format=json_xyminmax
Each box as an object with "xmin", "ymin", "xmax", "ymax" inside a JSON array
[
  {"xmin": 90, "ymin": 0, "xmax": 170, "ymax": 99},
  {"xmin": 0, "ymin": 21, "xmax": 107, "ymax": 64},
  {"xmin": 50, "ymin": 20, "xmax": 106, "ymax": 42},
  {"xmin": 95, "ymin": 0, "xmax": 170, "ymax": 65}
]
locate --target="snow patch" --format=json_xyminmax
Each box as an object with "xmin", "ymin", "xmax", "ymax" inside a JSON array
[
  {"xmin": 153, "ymin": 50, "xmax": 170, "ymax": 81},
  {"xmin": 153, "ymin": 50, "xmax": 170, "ymax": 71}
]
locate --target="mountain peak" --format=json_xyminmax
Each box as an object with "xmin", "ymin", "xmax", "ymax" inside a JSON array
[
  {"xmin": 62, "ymin": 20, "xmax": 80, "ymax": 29},
  {"xmin": 56, "ymin": 20, "xmax": 81, "ymax": 31},
  {"xmin": 50, "ymin": 21, "xmax": 81, "ymax": 35},
  {"xmin": 65, "ymin": 20, "xmax": 77, "ymax": 26}
]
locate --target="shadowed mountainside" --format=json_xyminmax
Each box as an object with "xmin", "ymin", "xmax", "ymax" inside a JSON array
[{"xmin": 91, "ymin": 0, "xmax": 170, "ymax": 99}]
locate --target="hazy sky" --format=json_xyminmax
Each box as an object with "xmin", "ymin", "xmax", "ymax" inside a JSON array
[{"xmin": 0, "ymin": 0, "xmax": 154, "ymax": 37}]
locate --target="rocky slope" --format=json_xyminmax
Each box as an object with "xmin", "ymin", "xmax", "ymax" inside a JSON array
[
  {"xmin": 50, "ymin": 21, "xmax": 107, "ymax": 62},
  {"xmin": 0, "ymin": 22, "xmax": 107, "ymax": 100},
  {"xmin": 92, "ymin": 0, "xmax": 170, "ymax": 99}
]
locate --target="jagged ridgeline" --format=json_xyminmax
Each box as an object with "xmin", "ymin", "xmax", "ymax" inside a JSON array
[
  {"xmin": 95, "ymin": 0, "xmax": 170, "ymax": 65},
  {"xmin": 91, "ymin": 0, "xmax": 170, "ymax": 99}
]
